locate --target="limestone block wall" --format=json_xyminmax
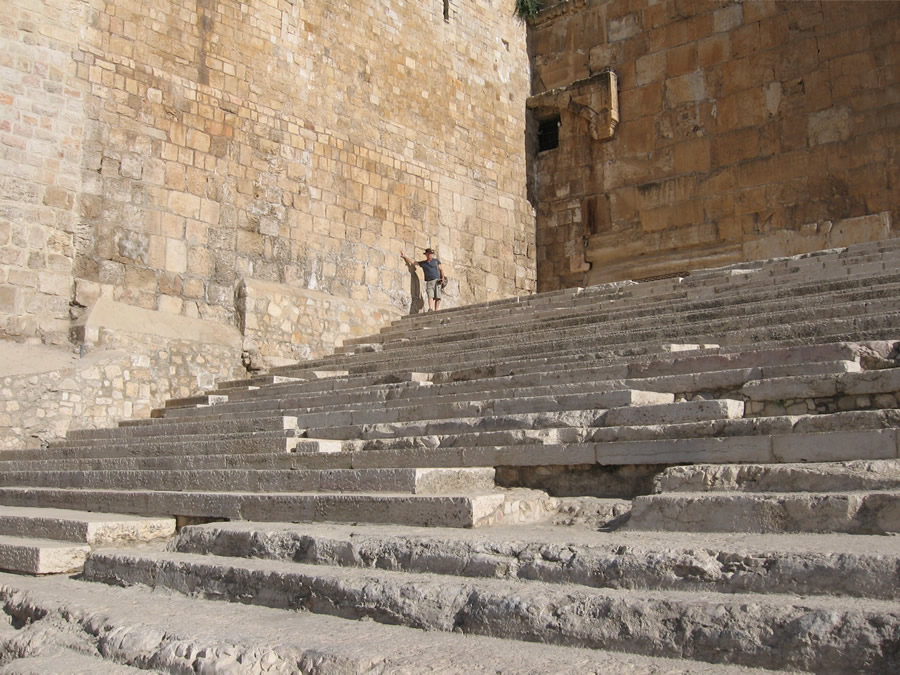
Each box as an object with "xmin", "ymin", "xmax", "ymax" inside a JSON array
[
  {"xmin": 0, "ymin": 0, "xmax": 86, "ymax": 342},
  {"xmin": 0, "ymin": 0, "xmax": 537, "ymax": 441},
  {"xmin": 236, "ymin": 278, "xmax": 404, "ymax": 366},
  {"xmin": 0, "ymin": 336, "xmax": 241, "ymax": 450},
  {"xmin": 529, "ymin": 0, "xmax": 899, "ymax": 289},
  {"xmin": 2, "ymin": 0, "xmax": 535, "ymax": 348}
]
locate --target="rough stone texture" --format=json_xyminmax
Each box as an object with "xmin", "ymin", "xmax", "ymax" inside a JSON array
[
  {"xmin": 0, "ymin": 334, "xmax": 241, "ymax": 450},
  {"xmin": 530, "ymin": 1, "xmax": 900, "ymax": 289},
  {"xmin": 1, "ymin": 0, "xmax": 535, "ymax": 346},
  {"xmin": 0, "ymin": 572, "xmax": 762, "ymax": 674},
  {"xmin": 0, "ymin": 0, "xmax": 537, "ymax": 447},
  {"xmin": 80, "ymin": 548, "xmax": 900, "ymax": 673}
]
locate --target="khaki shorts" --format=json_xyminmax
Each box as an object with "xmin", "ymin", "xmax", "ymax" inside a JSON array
[{"xmin": 425, "ymin": 279, "xmax": 442, "ymax": 300}]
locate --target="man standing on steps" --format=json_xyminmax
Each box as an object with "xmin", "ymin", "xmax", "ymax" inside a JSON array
[{"xmin": 401, "ymin": 247, "xmax": 446, "ymax": 312}]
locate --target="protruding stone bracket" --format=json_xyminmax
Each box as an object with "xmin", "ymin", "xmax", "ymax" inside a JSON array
[{"xmin": 527, "ymin": 70, "xmax": 619, "ymax": 142}]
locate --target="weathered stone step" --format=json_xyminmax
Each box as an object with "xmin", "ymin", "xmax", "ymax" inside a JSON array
[
  {"xmin": 81, "ymin": 548, "xmax": 900, "ymax": 672},
  {"xmin": 376, "ymin": 273, "xmax": 900, "ymax": 351},
  {"xmin": 628, "ymin": 490, "xmax": 900, "ymax": 535},
  {"xmin": 151, "ymin": 355, "xmax": 866, "ymax": 429},
  {"xmin": 171, "ymin": 520, "xmax": 900, "ymax": 600},
  {"xmin": 303, "ymin": 399, "xmax": 745, "ymax": 441},
  {"xmin": 0, "ymin": 572, "xmax": 760, "ymax": 674},
  {"xmin": 4, "ymin": 419, "xmax": 896, "ymax": 475},
  {"xmin": 370, "ymin": 245, "xmax": 900, "ymax": 343},
  {"xmin": 0, "ymin": 467, "xmax": 496, "ymax": 495},
  {"xmin": 355, "ymin": 270, "xmax": 900, "ymax": 355},
  {"xmin": 0, "ymin": 535, "xmax": 90, "ymax": 575},
  {"xmin": 653, "ymin": 459, "xmax": 900, "ymax": 494},
  {"xmin": 208, "ymin": 370, "xmax": 429, "ymax": 405},
  {"xmin": 64, "ymin": 415, "xmax": 299, "ymax": 441},
  {"xmin": 378, "ymin": 241, "xmax": 900, "ymax": 335},
  {"xmin": 0, "ymin": 505, "xmax": 175, "ymax": 544},
  {"xmin": 291, "ymin": 308, "xmax": 900, "ymax": 379},
  {"xmin": 7, "ymin": 433, "xmax": 300, "ymax": 460},
  {"xmin": 742, "ymin": 367, "xmax": 900, "ymax": 404},
  {"xmin": 0, "ymin": 487, "xmax": 558, "ymax": 528},
  {"xmin": 149, "ymin": 354, "xmax": 860, "ymax": 425}
]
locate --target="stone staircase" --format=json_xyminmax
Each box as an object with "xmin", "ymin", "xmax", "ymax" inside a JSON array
[{"xmin": 0, "ymin": 239, "xmax": 898, "ymax": 672}]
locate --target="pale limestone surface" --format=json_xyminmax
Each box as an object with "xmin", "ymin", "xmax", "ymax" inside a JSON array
[{"xmin": 0, "ymin": 572, "xmax": 765, "ymax": 674}]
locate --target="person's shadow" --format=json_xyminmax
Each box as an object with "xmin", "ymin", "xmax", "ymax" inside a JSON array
[{"xmin": 404, "ymin": 262, "xmax": 425, "ymax": 314}]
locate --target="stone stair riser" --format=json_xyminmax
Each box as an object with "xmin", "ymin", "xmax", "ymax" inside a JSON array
[
  {"xmin": 0, "ymin": 488, "xmax": 558, "ymax": 529},
  {"xmin": 172, "ymin": 523, "xmax": 900, "ymax": 600},
  {"xmin": 629, "ymin": 492, "xmax": 900, "ymax": 535},
  {"xmin": 81, "ymin": 551, "xmax": 900, "ymax": 673},
  {"xmin": 0, "ymin": 468, "xmax": 496, "ymax": 495}
]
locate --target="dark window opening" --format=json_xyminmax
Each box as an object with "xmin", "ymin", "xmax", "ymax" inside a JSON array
[
  {"xmin": 537, "ymin": 116, "xmax": 560, "ymax": 152},
  {"xmin": 443, "ymin": 0, "xmax": 450, "ymax": 22}
]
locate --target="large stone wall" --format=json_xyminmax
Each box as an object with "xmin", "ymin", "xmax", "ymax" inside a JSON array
[
  {"xmin": 2, "ymin": 0, "xmax": 535, "ymax": 345},
  {"xmin": 529, "ymin": 0, "xmax": 899, "ymax": 289},
  {"xmin": 0, "ymin": 0, "xmax": 536, "ymax": 441}
]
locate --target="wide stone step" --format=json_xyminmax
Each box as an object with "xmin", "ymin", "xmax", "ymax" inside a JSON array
[
  {"xmin": 335, "ymin": 281, "xmax": 900, "ymax": 363},
  {"xmin": 373, "ymin": 251, "xmax": 900, "ymax": 343},
  {"xmin": 3, "ymin": 434, "xmax": 301, "ymax": 461},
  {"xmin": 4, "ymin": 418, "xmax": 896, "ymax": 477},
  {"xmin": 303, "ymin": 399, "xmax": 745, "ymax": 441},
  {"xmin": 171, "ymin": 520, "xmax": 900, "ymax": 600},
  {"xmin": 0, "ymin": 572, "xmax": 758, "ymax": 674},
  {"xmin": 653, "ymin": 459, "xmax": 900, "ymax": 494},
  {"xmin": 0, "ymin": 467, "xmax": 496, "ymax": 495},
  {"xmin": 0, "ymin": 505, "xmax": 175, "ymax": 544},
  {"xmin": 81, "ymin": 548, "xmax": 900, "ymax": 672},
  {"xmin": 628, "ymin": 490, "xmax": 900, "ymax": 535},
  {"xmin": 299, "ymin": 309, "xmax": 900, "ymax": 379},
  {"xmin": 149, "ymin": 356, "xmax": 865, "ymax": 428},
  {"xmin": 0, "ymin": 487, "xmax": 558, "ymax": 528},
  {"xmin": 0, "ymin": 535, "xmax": 90, "ymax": 575},
  {"xmin": 376, "ymin": 274, "xmax": 900, "ymax": 352},
  {"xmin": 742, "ymin": 367, "xmax": 900, "ymax": 403},
  {"xmin": 63, "ymin": 415, "xmax": 299, "ymax": 442}
]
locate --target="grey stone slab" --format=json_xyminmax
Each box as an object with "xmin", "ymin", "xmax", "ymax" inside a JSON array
[
  {"xmin": 0, "ymin": 468, "xmax": 497, "ymax": 496},
  {"xmin": 628, "ymin": 491, "xmax": 900, "ymax": 535},
  {"xmin": 172, "ymin": 520, "xmax": 900, "ymax": 600},
  {"xmin": 604, "ymin": 399, "xmax": 745, "ymax": 427},
  {"xmin": 772, "ymin": 429, "xmax": 899, "ymax": 463},
  {"xmin": 0, "ymin": 535, "xmax": 89, "ymax": 575},
  {"xmin": 654, "ymin": 459, "xmax": 900, "ymax": 494},
  {"xmin": 0, "ymin": 506, "xmax": 174, "ymax": 544},
  {"xmin": 80, "ymin": 548, "xmax": 900, "ymax": 673},
  {"xmin": 594, "ymin": 436, "xmax": 773, "ymax": 465},
  {"xmin": 0, "ymin": 487, "xmax": 554, "ymax": 529},
  {"xmin": 0, "ymin": 572, "xmax": 750, "ymax": 675}
]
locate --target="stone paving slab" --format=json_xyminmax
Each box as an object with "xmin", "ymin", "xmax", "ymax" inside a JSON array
[
  {"xmin": 147, "ymin": 356, "xmax": 864, "ymax": 426},
  {"xmin": 0, "ymin": 573, "xmax": 766, "ymax": 674},
  {"xmin": 10, "ymin": 434, "xmax": 299, "ymax": 461},
  {"xmin": 629, "ymin": 490, "xmax": 900, "ymax": 535},
  {"xmin": 310, "ymin": 312, "xmax": 900, "ymax": 379},
  {"xmin": 373, "ymin": 278, "xmax": 900, "ymax": 353},
  {"xmin": 653, "ymin": 459, "xmax": 900, "ymax": 494},
  {"xmin": 0, "ymin": 535, "xmax": 89, "ymax": 575},
  {"xmin": 0, "ymin": 505, "xmax": 175, "ymax": 544},
  {"xmin": 336, "ymin": 285, "xmax": 900, "ymax": 361},
  {"xmin": 0, "ymin": 468, "xmax": 497, "ymax": 495},
  {"xmin": 65, "ymin": 415, "xmax": 300, "ymax": 441},
  {"xmin": 0, "ymin": 487, "xmax": 558, "ymax": 529},
  {"xmin": 171, "ymin": 520, "xmax": 900, "ymax": 600},
  {"xmin": 80, "ymin": 548, "xmax": 900, "ymax": 673}
]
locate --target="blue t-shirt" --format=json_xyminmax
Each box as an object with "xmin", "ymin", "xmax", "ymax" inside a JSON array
[{"xmin": 418, "ymin": 258, "xmax": 441, "ymax": 281}]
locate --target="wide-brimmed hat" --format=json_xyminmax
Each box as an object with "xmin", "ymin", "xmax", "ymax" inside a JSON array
[{"xmin": 424, "ymin": 248, "xmax": 435, "ymax": 254}]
